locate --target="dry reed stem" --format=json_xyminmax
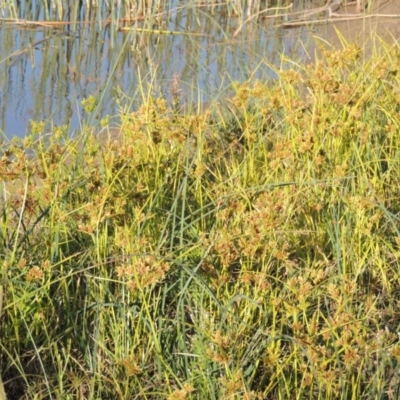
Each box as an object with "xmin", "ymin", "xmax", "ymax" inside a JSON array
[{"xmin": 279, "ymin": 0, "xmax": 395, "ymax": 27}]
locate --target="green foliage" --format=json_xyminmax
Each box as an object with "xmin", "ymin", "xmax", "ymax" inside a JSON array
[{"xmin": 2, "ymin": 38, "xmax": 400, "ymax": 399}]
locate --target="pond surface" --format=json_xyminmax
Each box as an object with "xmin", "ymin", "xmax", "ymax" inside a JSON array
[{"xmin": 0, "ymin": 0, "xmax": 398, "ymax": 138}]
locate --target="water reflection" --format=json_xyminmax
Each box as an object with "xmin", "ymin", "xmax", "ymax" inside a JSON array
[{"xmin": 0, "ymin": 1, "xmax": 368, "ymax": 138}]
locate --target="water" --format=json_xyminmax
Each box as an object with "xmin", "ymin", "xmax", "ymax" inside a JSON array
[{"xmin": 0, "ymin": 0, "xmax": 396, "ymax": 138}]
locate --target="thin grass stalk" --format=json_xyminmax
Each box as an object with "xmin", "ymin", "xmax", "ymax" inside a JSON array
[
  {"xmin": 0, "ymin": 286, "xmax": 5, "ymax": 400},
  {"xmin": 22, "ymin": 317, "xmax": 54, "ymax": 399},
  {"xmin": 0, "ymin": 375, "xmax": 5, "ymax": 400}
]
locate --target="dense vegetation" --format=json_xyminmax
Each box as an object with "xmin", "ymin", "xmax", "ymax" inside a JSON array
[{"xmin": 1, "ymin": 36, "xmax": 400, "ymax": 398}]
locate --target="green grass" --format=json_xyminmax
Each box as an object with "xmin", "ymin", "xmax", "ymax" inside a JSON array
[{"xmin": 1, "ymin": 32, "xmax": 400, "ymax": 400}]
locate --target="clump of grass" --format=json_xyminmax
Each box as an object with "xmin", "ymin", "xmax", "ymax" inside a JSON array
[{"xmin": 1, "ymin": 36, "xmax": 400, "ymax": 399}]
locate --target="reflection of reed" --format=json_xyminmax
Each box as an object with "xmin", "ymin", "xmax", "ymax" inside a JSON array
[
  {"xmin": 8, "ymin": 32, "xmax": 75, "ymax": 67},
  {"xmin": 279, "ymin": 0, "xmax": 400, "ymax": 28},
  {"xmin": 4, "ymin": 0, "xmax": 381, "ymax": 137},
  {"xmin": 1, "ymin": 0, "xmax": 379, "ymax": 21}
]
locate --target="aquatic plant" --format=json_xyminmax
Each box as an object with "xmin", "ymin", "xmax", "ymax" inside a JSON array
[{"xmin": 1, "ymin": 33, "xmax": 400, "ymax": 398}]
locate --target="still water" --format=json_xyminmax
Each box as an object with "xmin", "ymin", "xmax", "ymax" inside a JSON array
[{"xmin": 0, "ymin": 0, "xmax": 397, "ymax": 138}]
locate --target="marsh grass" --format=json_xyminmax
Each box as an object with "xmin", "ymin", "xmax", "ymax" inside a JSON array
[
  {"xmin": 2, "ymin": 32, "xmax": 400, "ymax": 400},
  {"xmin": 0, "ymin": 0, "xmax": 379, "ymax": 24}
]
